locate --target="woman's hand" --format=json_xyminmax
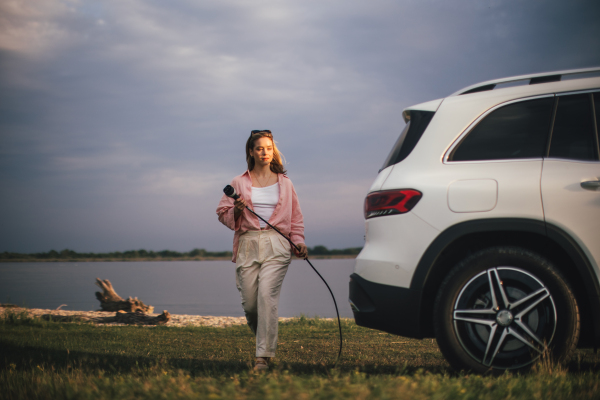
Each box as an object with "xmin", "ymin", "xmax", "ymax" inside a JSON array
[
  {"xmin": 233, "ymin": 197, "xmax": 247, "ymax": 219},
  {"xmin": 294, "ymin": 243, "xmax": 308, "ymax": 258}
]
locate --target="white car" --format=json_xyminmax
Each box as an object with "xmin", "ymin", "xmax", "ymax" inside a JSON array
[{"xmin": 349, "ymin": 67, "xmax": 600, "ymax": 373}]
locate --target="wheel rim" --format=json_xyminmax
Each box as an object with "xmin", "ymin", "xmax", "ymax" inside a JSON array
[{"xmin": 453, "ymin": 267, "xmax": 557, "ymax": 369}]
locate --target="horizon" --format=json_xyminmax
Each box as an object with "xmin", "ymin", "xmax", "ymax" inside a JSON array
[{"xmin": 1, "ymin": 244, "xmax": 363, "ymax": 256}]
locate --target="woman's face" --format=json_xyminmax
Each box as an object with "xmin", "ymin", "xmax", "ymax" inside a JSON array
[{"xmin": 250, "ymin": 137, "xmax": 274, "ymax": 167}]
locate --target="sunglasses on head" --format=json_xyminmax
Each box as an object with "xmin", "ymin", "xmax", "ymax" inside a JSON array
[{"xmin": 250, "ymin": 130, "xmax": 272, "ymax": 136}]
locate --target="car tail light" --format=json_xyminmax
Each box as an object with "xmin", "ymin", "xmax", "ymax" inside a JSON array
[{"xmin": 364, "ymin": 189, "xmax": 422, "ymax": 219}]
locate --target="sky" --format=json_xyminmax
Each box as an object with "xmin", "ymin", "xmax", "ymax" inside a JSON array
[{"xmin": 1, "ymin": 0, "xmax": 599, "ymax": 254}]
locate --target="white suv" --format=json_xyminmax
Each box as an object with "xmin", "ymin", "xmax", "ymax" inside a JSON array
[{"xmin": 349, "ymin": 67, "xmax": 600, "ymax": 373}]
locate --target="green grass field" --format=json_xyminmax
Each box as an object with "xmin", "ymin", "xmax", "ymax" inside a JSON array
[{"xmin": 2, "ymin": 310, "xmax": 600, "ymax": 399}]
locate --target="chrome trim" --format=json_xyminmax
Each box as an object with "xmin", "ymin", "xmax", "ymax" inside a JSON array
[
  {"xmin": 349, "ymin": 299, "xmax": 360, "ymax": 312},
  {"xmin": 555, "ymin": 88, "xmax": 600, "ymax": 96},
  {"xmin": 443, "ymin": 94, "xmax": 555, "ymax": 164},
  {"xmin": 443, "ymin": 158, "xmax": 543, "ymax": 165},
  {"xmin": 544, "ymin": 158, "xmax": 600, "ymax": 164}
]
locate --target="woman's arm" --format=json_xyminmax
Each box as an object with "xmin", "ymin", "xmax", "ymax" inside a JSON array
[{"xmin": 216, "ymin": 181, "xmax": 244, "ymax": 231}]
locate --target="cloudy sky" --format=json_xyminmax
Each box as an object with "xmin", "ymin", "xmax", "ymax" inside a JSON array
[{"xmin": 1, "ymin": 0, "xmax": 599, "ymax": 254}]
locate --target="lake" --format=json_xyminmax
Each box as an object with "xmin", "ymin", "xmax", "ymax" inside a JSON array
[{"xmin": 0, "ymin": 259, "xmax": 356, "ymax": 318}]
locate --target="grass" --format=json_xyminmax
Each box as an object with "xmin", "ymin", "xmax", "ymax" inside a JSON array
[{"xmin": 1, "ymin": 310, "xmax": 600, "ymax": 399}]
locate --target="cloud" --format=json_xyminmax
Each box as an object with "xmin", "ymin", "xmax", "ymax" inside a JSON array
[
  {"xmin": 1, "ymin": 0, "xmax": 599, "ymax": 252},
  {"xmin": 0, "ymin": 0, "xmax": 74, "ymax": 55}
]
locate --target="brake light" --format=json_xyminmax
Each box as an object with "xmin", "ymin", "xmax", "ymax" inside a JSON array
[{"xmin": 364, "ymin": 189, "xmax": 422, "ymax": 219}]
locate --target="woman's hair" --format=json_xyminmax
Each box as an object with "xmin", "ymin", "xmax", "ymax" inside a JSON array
[{"xmin": 246, "ymin": 131, "xmax": 287, "ymax": 174}]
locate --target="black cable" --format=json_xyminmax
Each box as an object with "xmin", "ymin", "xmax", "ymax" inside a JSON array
[{"xmin": 242, "ymin": 205, "xmax": 343, "ymax": 367}]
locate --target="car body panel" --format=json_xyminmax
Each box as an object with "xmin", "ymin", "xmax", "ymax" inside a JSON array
[
  {"xmin": 447, "ymin": 179, "xmax": 498, "ymax": 212},
  {"xmin": 369, "ymin": 165, "xmax": 393, "ymax": 192},
  {"xmin": 381, "ymin": 159, "xmax": 544, "ymax": 232},
  {"xmin": 541, "ymin": 159, "xmax": 600, "ymax": 277},
  {"xmin": 404, "ymin": 98, "xmax": 444, "ymax": 112},
  {"xmin": 355, "ymin": 212, "xmax": 439, "ymax": 288}
]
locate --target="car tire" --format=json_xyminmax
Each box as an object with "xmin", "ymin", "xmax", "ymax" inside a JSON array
[{"xmin": 433, "ymin": 246, "xmax": 579, "ymax": 374}]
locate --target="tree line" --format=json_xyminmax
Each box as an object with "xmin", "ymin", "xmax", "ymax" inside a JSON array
[{"xmin": 0, "ymin": 246, "xmax": 362, "ymax": 261}]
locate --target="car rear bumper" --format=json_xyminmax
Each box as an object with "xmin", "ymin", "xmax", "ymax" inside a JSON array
[{"xmin": 349, "ymin": 272, "xmax": 425, "ymax": 338}]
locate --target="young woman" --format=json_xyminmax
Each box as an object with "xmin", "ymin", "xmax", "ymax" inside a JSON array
[{"xmin": 216, "ymin": 130, "xmax": 308, "ymax": 371}]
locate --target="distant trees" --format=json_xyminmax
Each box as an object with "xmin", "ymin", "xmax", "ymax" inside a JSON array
[
  {"xmin": 307, "ymin": 245, "xmax": 362, "ymax": 256},
  {"xmin": 0, "ymin": 245, "xmax": 362, "ymax": 261},
  {"xmin": 0, "ymin": 248, "xmax": 233, "ymax": 261}
]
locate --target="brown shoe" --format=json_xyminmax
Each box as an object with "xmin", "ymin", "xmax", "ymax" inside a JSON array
[{"xmin": 253, "ymin": 357, "xmax": 269, "ymax": 372}]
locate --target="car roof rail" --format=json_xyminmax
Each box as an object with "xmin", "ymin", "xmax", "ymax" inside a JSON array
[{"xmin": 450, "ymin": 66, "xmax": 600, "ymax": 96}]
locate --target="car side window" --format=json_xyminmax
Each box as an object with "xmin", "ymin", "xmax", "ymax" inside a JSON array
[
  {"xmin": 450, "ymin": 97, "xmax": 554, "ymax": 161},
  {"xmin": 549, "ymin": 94, "xmax": 599, "ymax": 161},
  {"xmin": 595, "ymin": 93, "xmax": 600, "ymax": 130}
]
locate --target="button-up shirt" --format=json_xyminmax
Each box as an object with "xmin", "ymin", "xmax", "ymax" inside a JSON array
[{"xmin": 216, "ymin": 170, "xmax": 305, "ymax": 262}]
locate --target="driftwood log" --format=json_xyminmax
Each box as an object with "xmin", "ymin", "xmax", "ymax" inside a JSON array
[
  {"xmin": 114, "ymin": 310, "xmax": 171, "ymax": 325},
  {"xmin": 40, "ymin": 310, "xmax": 171, "ymax": 325},
  {"xmin": 95, "ymin": 278, "xmax": 154, "ymax": 313}
]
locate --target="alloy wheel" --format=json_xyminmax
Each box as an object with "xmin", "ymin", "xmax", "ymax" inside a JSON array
[{"xmin": 452, "ymin": 266, "xmax": 557, "ymax": 369}]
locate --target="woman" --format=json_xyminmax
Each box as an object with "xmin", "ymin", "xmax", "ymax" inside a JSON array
[{"xmin": 216, "ymin": 130, "xmax": 308, "ymax": 371}]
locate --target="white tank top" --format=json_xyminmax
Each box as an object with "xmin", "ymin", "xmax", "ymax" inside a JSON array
[{"xmin": 251, "ymin": 183, "xmax": 280, "ymax": 228}]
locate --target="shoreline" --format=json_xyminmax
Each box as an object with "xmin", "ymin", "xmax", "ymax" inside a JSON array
[
  {"xmin": 0, "ymin": 254, "xmax": 357, "ymax": 263},
  {"xmin": 0, "ymin": 306, "xmax": 346, "ymax": 328}
]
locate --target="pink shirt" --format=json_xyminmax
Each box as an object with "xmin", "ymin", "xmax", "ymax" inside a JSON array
[{"xmin": 216, "ymin": 171, "xmax": 305, "ymax": 263}]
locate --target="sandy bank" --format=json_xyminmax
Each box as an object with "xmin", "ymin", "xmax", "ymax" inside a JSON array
[{"xmin": 0, "ymin": 306, "xmax": 342, "ymax": 328}]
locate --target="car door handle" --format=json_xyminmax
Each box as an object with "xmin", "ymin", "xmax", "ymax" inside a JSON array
[{"xmin": 581, "ymin": 180, "xmax": 600, "ymax": 190}]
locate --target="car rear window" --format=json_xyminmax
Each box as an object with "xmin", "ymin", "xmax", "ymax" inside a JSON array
[
  {"xmin": 381, "ymin": 110, "xmax": 435, "ymax": 170},
  {"xmin": 549, "ymin": 93, "xmax": 599, "ymax": 161},
  {"xmin": 450, "ymin": 97, "xmax": 554, "ymax": 161}
]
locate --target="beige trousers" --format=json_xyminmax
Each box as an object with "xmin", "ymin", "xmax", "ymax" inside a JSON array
[{"xmin": 235, "ymin": 229, "xmax": 292, "ymax": 357}]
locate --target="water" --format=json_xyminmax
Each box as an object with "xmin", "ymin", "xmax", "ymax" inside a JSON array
[{"xmin": 0, "ymin": 259, "xmax": 356, "ymax": 318}]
